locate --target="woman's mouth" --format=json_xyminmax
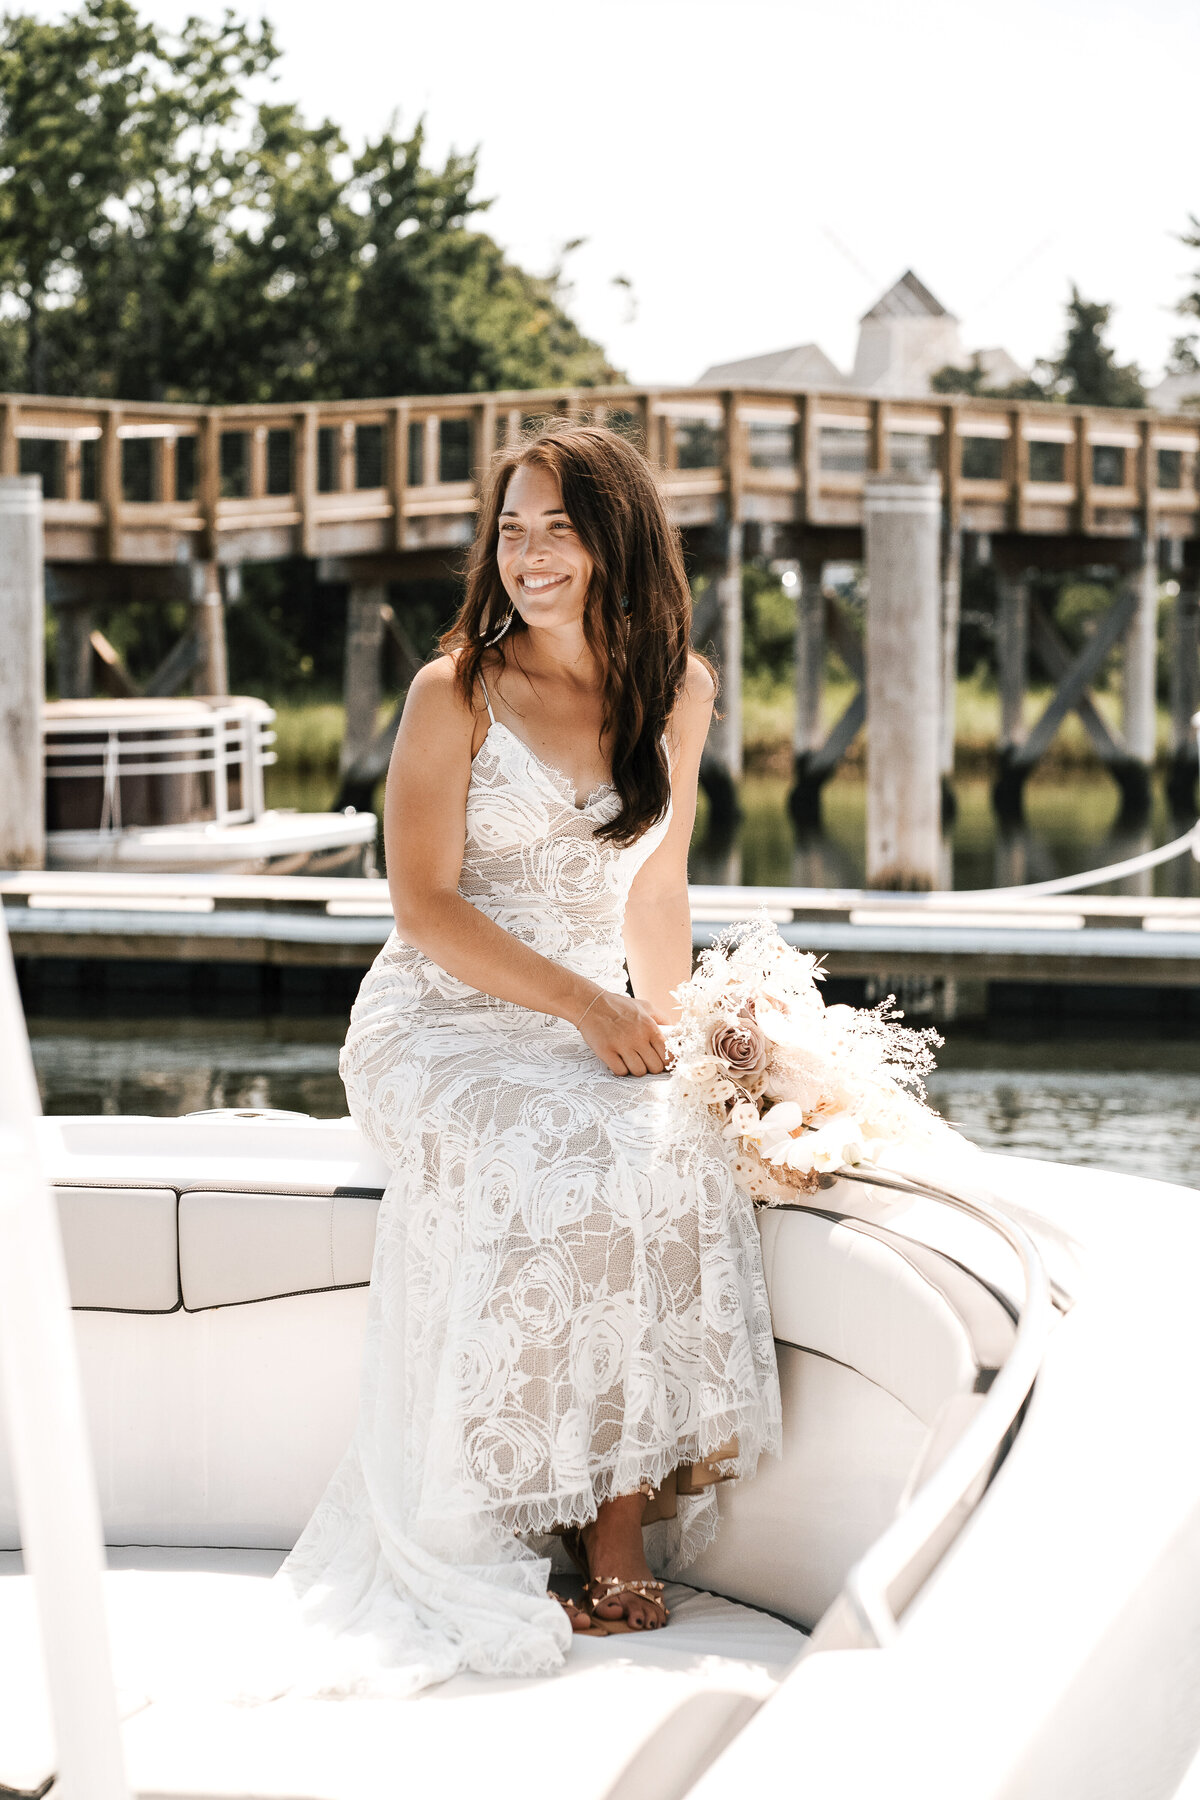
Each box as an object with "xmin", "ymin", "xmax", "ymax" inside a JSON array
[{"xmin": 519, "ymin": 573, "xmax": 568, "ymax": 593}]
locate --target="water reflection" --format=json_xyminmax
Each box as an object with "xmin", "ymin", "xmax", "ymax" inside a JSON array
[
  {"xmin": 30, "ymin": 1018, "xmax": 348, "ymax": 1121},
  {"xmin": 688, "ymin": 774, "xmax": 1200, "ymax": 897},
  {"xmin": 30, "ymin": 1017, "xmax": 1200, "ymax": 1191},
  {"xmin": 928, "ymin": 1064, "xmax": 1200, "ymax": 1189}
]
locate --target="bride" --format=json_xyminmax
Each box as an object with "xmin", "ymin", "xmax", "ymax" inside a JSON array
[{"xmin": 277, "ymin": 422, "xmax": 781, "ymax": 1692}]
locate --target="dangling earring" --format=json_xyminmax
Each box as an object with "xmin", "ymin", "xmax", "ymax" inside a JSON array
[
  {"xmin": 618, "ymin": 592, "xmax": 631, "ymax": 614},
  {"xmin": 484, "ymin": 601, "xmax": 516, "ymax": 646}
]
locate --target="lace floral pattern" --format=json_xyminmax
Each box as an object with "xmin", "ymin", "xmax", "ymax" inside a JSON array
[{"xmin": 268, "ymin": 721, "xmax": 782, "ymax": 1696}]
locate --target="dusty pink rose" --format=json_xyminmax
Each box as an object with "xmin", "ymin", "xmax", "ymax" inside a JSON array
[{"xmin": 707, "ymin": 1014, "xmax": 770, "ymax": 1091}]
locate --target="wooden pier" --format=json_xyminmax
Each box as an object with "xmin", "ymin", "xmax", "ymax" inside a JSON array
[{"xmin": 4, "ymin": 380, "xmax": 1199, "ymax": 874}]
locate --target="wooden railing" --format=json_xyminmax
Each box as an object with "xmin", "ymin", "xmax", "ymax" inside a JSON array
[{"xmin": 1, "ymin": 385, "xmax": 1197, "ymax": 566}]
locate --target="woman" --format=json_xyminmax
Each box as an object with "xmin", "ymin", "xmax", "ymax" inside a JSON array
[{"xmin": 278, "ymin": 423, "xmax": 781, "ymax": 1693}]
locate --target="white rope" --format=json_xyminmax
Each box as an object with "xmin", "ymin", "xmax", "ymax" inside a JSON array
[{"xmin": 946, "ymin": 821, "xmax": 1200, "ymax": 903}]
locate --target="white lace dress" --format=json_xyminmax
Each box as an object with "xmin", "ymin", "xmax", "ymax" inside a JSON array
[{"xmin": 267, "ymin": 691, "xmax": 782, "ymax": 1696}]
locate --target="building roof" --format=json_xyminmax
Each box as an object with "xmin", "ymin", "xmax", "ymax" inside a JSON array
[
  {"xmin": 1148, "ymin": 369, "xmax": 1200, "ymax": 413},
  {"xmin": 973, "ymin": 346, "xmax": 1029, "ymax": 388},
  {"xmin": 695, "ymin": 342, "xmax": 845, "ymax": 389},
  {"xmin": 860, "ymin": 270, "xmax": 955, "ymax": 325}
]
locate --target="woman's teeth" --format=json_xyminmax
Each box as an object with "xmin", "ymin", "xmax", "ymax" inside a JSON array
[{"xmin": 521, "ymin": 575, "xmax": 563, "ymax": 590}]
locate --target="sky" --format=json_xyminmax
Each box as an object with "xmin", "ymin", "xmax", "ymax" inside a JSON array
[{"xmin": 48, "ymin": 0, "xmax": 1200, "ymax": 386}]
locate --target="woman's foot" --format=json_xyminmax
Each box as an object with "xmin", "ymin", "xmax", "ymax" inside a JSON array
[
  {"xmin": 554, "ymin": 1590, "xmax": 610, "ymax": 1636},
  {"xmin": 580, "ymin": 1492, "xmax": 668, "ymax": 1631}
]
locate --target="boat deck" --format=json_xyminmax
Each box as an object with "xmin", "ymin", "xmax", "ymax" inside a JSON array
[{"xmin": 0, "ymin": 1548, "xmax": 805, "ymax": 1800}]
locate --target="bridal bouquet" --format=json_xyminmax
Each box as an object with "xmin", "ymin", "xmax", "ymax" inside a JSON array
[{"xmin": 665, "ymin": 914, "xmax": 954, "ymax": 1201}]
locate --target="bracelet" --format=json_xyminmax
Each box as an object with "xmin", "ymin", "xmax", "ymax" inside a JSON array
[{"xmin": 574, "ymin": 991, "xmax": 604, "ymax": 1031}]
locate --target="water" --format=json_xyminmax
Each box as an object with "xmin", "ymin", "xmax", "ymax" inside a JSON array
[
  {"xmin": 691, "ymin": 775, "xmax": 1200, "ymax": 895},
  {"xmin": 28, "ymin": 1016, "xmax": 1200, "ymax": 1191}
]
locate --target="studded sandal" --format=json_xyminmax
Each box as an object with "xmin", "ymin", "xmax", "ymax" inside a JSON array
[
  {"xmin": 584, "ymin": 1573, "xmax": 669, "ymax": 1632},
  {"xmin": 560, "ymin": 1522, "xmax": 670, "ymax": 1633}
]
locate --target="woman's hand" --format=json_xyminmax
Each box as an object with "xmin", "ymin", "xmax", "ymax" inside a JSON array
[{"xmin": 575, "ymin": 989, "xmax": 673, "ymax": 1077}]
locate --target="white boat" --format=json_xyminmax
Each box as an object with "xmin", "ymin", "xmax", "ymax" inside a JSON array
[
  {"xmin": 3, "ymin": 1101, "xmax": 1200, "ymax": 1798},
  {"xmin": 43, "ymin": 697, "xmax": 377, "ymax": 876}
]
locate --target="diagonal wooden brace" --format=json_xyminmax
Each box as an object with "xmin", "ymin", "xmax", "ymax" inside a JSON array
[
  {"xmin": 143, "ymin": 629, "xmax": 200, "ymax": 698},
  {"xmin": 809, "ymin": 687, "xmax": 866, "ymax": 777},
  {"xmin": 1013, "ymin": 587, "xmax": 1137, "ymax": 771},
  {"xmin": 804, "ymin": 593, "xmax": 866, "ymax": 777},
  {"xmin": 1026, "ymin": 600, "xmax": 1129, "ymax": 765}
]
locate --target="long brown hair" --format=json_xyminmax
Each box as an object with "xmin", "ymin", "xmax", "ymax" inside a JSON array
[{"xmin": 440, "ymin": 422, "xmax": 707, "ymax": 845}]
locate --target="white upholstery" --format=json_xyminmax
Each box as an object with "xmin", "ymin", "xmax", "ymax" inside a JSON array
[
  {"xmin": 0, "ymin": 1550, "xmax": 805, "ymax": 1800},
  {"xmin": 0, "ymin": 1292, "xmax": 370, "ymax": 1550},
  {"xmin": 0, "ymin": 1168, "xmax": 1013, "ymax": 1650},
  {"xmin": 759, "ymin": 1207, "xmax": 1014, "ymax": 1424},
  {"xmin": 55, "ymin": 1184, "xmax": 179, "ymax": 1312},
  {"xmin": 677, "ymin": 1344, "xmax": 929, "ymax": 1627},
  {"xmin": 0, "ymin": 1200, "xmax": 1001, "ymax": 1588},
  {"xmin": 178, "ymin": 1188, "xmax": 379, "ymax": 1309}
]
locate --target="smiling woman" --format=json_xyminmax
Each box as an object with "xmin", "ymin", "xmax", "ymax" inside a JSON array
[
  {"xmin": 448, "ymin": 423, "xmax": 703, "ymax": 846},
  {"xmin": 220, "ymin": 421, "xmax": 783, "ymax": 1692}
]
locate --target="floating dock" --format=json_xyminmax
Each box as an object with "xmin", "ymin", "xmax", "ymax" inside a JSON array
[{"xmin": 5, "ymin": 871, "xmax": 1200, "ymax": 1001}]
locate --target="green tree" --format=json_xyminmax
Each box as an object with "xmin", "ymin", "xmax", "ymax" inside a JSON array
[
  {"xmin": 1165, "ymin": 335, "xmax": 1199, "ymax": 376},
  {"xmin": 930, "ymin": 355, "xmax": 1048, "ymax": 401},
  {"xmin": 0, "ymin": 0, "xmax": 276, "ymax": 394},
  {"xmin": 1177, "ymin": 214, "xmax": 1200, "ymax": 340},
  {"xmin": 1043, "ymin": 287, "xmax": 1146, "ymax": 408},
  {"xmin": 0, "ymin": 0, "xmax": 618, "ymax": 400},
  {"xmin": 930, "ymin": 358, "xmax": 989, "ymax": 397},
  {"xmin": 931, "ymin": 287, "xmax": 1147, "ymax": 408}
]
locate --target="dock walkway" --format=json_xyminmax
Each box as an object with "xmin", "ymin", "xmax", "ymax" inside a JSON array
[{"xmin": 6, "ymin": 871, "xmax": 1200, "ymax": 991}]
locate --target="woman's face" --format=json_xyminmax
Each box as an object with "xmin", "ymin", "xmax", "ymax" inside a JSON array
[{"xmin": 496, "ymin": 462, "xmax": 594, "ymax": 633}]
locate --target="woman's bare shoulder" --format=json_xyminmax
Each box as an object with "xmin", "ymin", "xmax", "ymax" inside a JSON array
[
  {"xmin": 664, "ymin": 654, "xmax": 715, "ymax": 767},
  {"xmin": 401, "ymin": 654, "xmax": 478, "ymax": 740},
  {"xmin": 681, "ymin": 653, "xmax": 717, "ymax": 709}
]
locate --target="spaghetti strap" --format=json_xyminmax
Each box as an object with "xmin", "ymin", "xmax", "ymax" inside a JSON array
[{"xmin": 477, "ymin": 671, "xmax": 496, "ymax": 725}]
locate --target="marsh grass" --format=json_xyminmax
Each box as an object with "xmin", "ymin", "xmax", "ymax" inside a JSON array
[
  {"xmin": 742, "ymin": 669, "xmax": 1173, "ymax": 777},
  {"xmin": 267, "ymin": 698, "xmax": 402, "ymax": 776}
]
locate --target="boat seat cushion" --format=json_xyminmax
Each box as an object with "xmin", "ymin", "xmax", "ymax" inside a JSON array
[
  {"xmin": 759, "ymin": 1208, "xmax": 1008, "ymax": 1425},
  {"xmin": 55, "ymin": 1185, "xmax": 179, "ymax": 1312},
  {"xmin": 0, "ymin": 1549, "xmax": 805, "ymax": 1800},
  {"xmin": 178, "ymin": 1189, "xmax": 380, "ymax": 1310}
]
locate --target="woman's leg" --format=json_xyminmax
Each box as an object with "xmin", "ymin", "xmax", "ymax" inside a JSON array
[{"xmin": 581, "ymin": 1492, "xmax": 667, "ymax": 1631}]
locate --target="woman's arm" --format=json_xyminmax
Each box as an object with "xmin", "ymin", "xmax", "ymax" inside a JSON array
[
  {"xmin": 622, "ymin": 656, "xmax": 715, "ymax": 1026},
  {"xmin": 383, "ymin": 654, "xmax": 668, "ymax": 1076}
]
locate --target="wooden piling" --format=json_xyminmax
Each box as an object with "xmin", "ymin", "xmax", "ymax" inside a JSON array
[
  {"xmin": 939, "ymin": 527, "xmax": 962, "ymax": 781},
  {"xmin": 0, "ymin": 477, "xmax": 45, "ymax": 869},
  {"xmin": 793, "ymin": 556, "xmax": 825, "ymax": 762},
  {"xmin": 864, "ymin": 472, "xmax": 943, "ymax": 889},
  {"xmin": 698, "ymin": 519, "xmax": 743, "ymax": 835},
  {"xmin": 788, "ymin": 554, "xmax": 826, "ymax": 825},
  {"xmin": 340, "ymin": 583, "xmax": 387, "ymax": 777},
  {"xmin": 996, "ymin": 575, "xmax": 1030, "ymax": 751},
  {"xmin": 1168, "ymin": 574, "xmax": 1200, "ymax": 814},
  {"xmin": 192, "ymin": 562, "xmax": 228, "ymax": 696},
  {"xmin": 992, "ymin": 573, "xmax": 1030, "ymax": 820},
  {"xmin": 55, "ymin": 603, "xmax": 94, "ymax": 699},
  {"xmin": 716, "ymin": 521, "xmax": 744, "ymax": 783},
  {"xmin": 1120, "ymin": 540, "xmax": 1158, "ymax": 816}
]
